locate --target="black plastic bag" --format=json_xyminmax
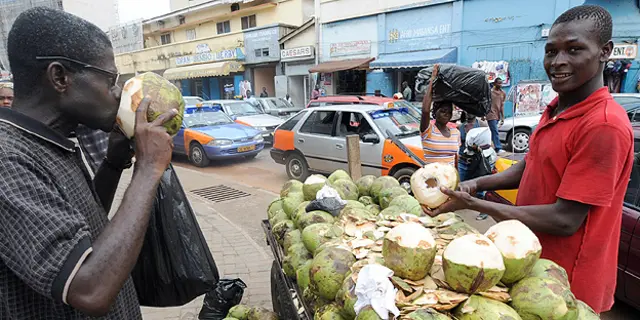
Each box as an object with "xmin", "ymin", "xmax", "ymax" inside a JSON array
[
  {"xmin": 131, "ymin": 164, "xmax": 220, "ymax": 307},
  {"xmin": 306, "ymin": 198, "xmax": 345, "ymax": 217},
  {"xmin": 198, "ymin": 279, "xmax": 247, "ymax": 320},
  {"xmin": 415, "ymin": 64, "xmax": 492, "ymax": 117}
]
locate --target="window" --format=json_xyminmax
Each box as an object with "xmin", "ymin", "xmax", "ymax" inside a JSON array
[
  {"xmin": 217, "ymin": 20, "xmax": 231, "ymax": 34},
  {"xmin": 160, "ymin": 33, "xmax": 172, "ymax": 45},
  {"xmin": 299, "ymin": 111, "xmax": 336, "ymax": 135},
  {"xmin": 231, "ymin": 3, "xmax": 240, "ymax": 11},
  {"xmin": 262, "ymin": 48, "xmax": 270, "ymax": 57},
  {"xmin": 241, "ymin": 15, "xmax": 257, "ymax": 30},
  {"xmin": 337, "ymin": 112, "xmax": 374, "ymax": 138},
  {"xmin": 186, "ymin": 29, "xmax": 196, "ymax": 40},
  {"xmin": 254, "ymin": 49, "xmax": 262, "ymax": 57},
  {"xmin": 279, "ymin": 111, "xmax": 307, "ymax": 131}
]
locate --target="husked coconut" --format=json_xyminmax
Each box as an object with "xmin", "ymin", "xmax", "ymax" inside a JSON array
[
  {"xmin": 359, "ymin": 196, "xmax": 375, "ymax": 206},
  {"xmin": 378, "ymin": 187, "xmax": 409, "ymax": 209},
  {"xmin": 442, "ymin": 234, "xmax": 505, "ymax": 294},
  {"xmin": 304, "ymin": 175, "xmax": 328, "ymax": 201},
  {"xmin": 269, "ymin": 211, "xmax": 288, "ymax": 227},
  {"xmin": 309, "ymin": 247, "xmax": 356, "ymax": 300},
  {"xmin": 356, "ymin": 175, "xmax": 377, "ymax": 197},
  {"xmin": 365, "ymin": 204, "xmax": 381, "ymax": 215},
  {"xmin": 383, "ymin": 222, "xmax": 437, "ymax": 280},
  {"xmin": 302, "ymin": 223, "xmax": 343, "ymax": 254},
  {"xmin": 267, "ymin": 198, "xmax": 284, "ymax": 220},
  {"xmin": 527, "ymin": 259, "xmax": 570, "ymax": 288},
  {"xmin": 272, "ymin": 219, "xmax": 294, "ymax": 246},
  {"xmin": 388, "ymin": 195, "xmax": 423, "ymax": 216},
  {"xmin": 453, "ymin": 295, "xmax": 521, "ymax": 320},
  {"xmin": 484, "ymin": 220, "xmax": 542, "ymax": 285},
  {"xmin": 298, "ymin": 210, "xmax": 335, "ymax": 230},
  {"xmin": 297, "ymin": 260, "xmax": 313, "ymax": 292},
  {"xmin": 333, "ymin": 179, "xmax": 360, "ymax": 201},
  {"xmin": 283, "ymin": 229, "xmax": 302, "ymax": 253},
  {"xmin": 510, "ymin": 277, "xmax": 578, "ymax": 320},
  {"xmin": 282, "ymin": 192, "xmax": 305, "ymax": 218},
  {"xmin": 291, "ymin": 201, "xmax": 311, "ymax": 228},
  {"xmin": 335, "ymin": 275, "xmax": 357, "ymax": 319},
  {"xmin": 411, "ymin": 163, "xmax": 459, "ymax": 209}
]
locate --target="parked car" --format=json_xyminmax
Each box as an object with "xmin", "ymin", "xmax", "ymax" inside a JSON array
[
  {"xmin": 485, "ymin": 122, "xmax": 640, "ymax": 310},
  {"xmin": 270, "ymin": 104, "xmax": 425, "ymax": 191},
  {"xmin": 500, "ymin": 93, "xmax": 640, "ymax": 153},
  {"xmin": 202, "ymin": 100, "xmax": 284, "ymax": 144},
  {"xmin": 183, "ymin": 96, "xmax": 204, "ymax": 108},
  {"xmin": 172, "ymin": 106, "xmax": 264, "ymax": 167},
  {"xmin": 253, "ymin": 97, "xmax": 303, "ymax": 119}
]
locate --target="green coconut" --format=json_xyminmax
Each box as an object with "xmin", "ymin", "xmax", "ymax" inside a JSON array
[
  {"xmin": 315, "ymin": 303, "xmax": 346, "ymax": 320},
  {"xmin": 453, "ymin": 295, "xmax": 521, "ymax": 320},
  {"xmin": 283, "ymin": 243, "xmax": 312, "ymax": 278},
  {"xmin": 283, "ymin": 192, "xmax": 305, "ymax": 218},
  {"xmin": 377, "ymin": 206, "xmax": 402, "ymax": 219},
  {"xmin": 527, "ymin": 259, "xmax": 570, "ymax": 288},
  {"xmin": 438, "ymin": 221, "xmax": 479, "ymax": 237},
  {"xmin": 378, "ymin": 186, "xmax": 409, "ymax": 209},
  {"xmin": 292, "ymin": 201, "xmax": 311, "ymax": 228},
  {"xmin": 356, "ymin": 175, "xmax": 377, "ymax": 197},
  {"xmin": 344, "ymin": 200, "xmax": 366, "ymax": 209},
  {"xmin": 304, "ymin": 175, "xmax": 328, "ymax": 201},
  {"xmin": 267, "ymin": 198, "xmax": 284, "ymax": 220},
  {"xmin": 302, "ymin": 223, "xmax": 344, "ymax": 254},
  {"xmin": 335, "ymin": 275, "xmax": 357, "ymax": 320},
  {"xmin": 304, "ymin": 287, "xmax": 331, "ymax": 314},
  {"xmin": 576, "ymin": 300, "xmax": 599, "ymax": 320},
  {"xmin": 247, "ymin": 307, "xmax": 278, "ymax": 320},
  {"xmin": 340, "ymin": 206, "xmax": 376, "ymax": 221},
  {"xmin": 484, "ymin": 220, "xmax": 542, "ymax": 285},
  {"xmin": 443, "ymin": 234, "xmax": 505, "ymax": 294},
  {"xmin": 297, "ymin": 259, "xmax": 313, "ymax": 292},
  {"xmin": 269, "ymin": 210, "xmax": 288, "ymax": 226},
  {"xmin": 365, "ymin": 204, "xmax": 381, "ymax": 215},
  {"xmin": 410, "ymin": 163, "xmax": 459, "ymax": 209},
  {"xmin": 298, "ymin": 210, "xmax": 335, "ymax": 230},
  {"xmin": 281, "ymin": 179, "xmax": 304, "ymax": 198},
  {"xmin": 358, "ymin": 196, "xmax": 374, "ymax": 206},
  {"xmin": 406, "ymin": 308, "xmax": 452, "ymax": 320},
  {"xmin": 272, "ymin": 219, "xmax": 295, "ymax": 247},
  {"xmin": 309, "ymin": 247, "xmax": 356, "ymax": 300},
  {"xmin": 223, "ymin": 318, "xmax": 239, "ymax": 320},
  {"xmin": 228, "ymin": 304, "xmax": 251, "ymax": 320},
  {"xmin": 332, "ymin": 179, "xmax": 360, "ymax": 201},
  {"xmin": 388, "ymin": 195, "xmax": 422, "ymax": 216},
  {"xmin": 329, "ymin": 170, "xmax": 352, "ymax": 183},
  {"xmin": 370, "ymin": 176, "xmax": 400, "ymax": 202},
  {"xmin": 283, "ymin": 229, "xmax": 302, "ymax": 252},
  {"xmin": 382, "ymin": 222, "xmax": 437, "ymax": 280},
  {"xmin": 510, "ymin": 277, "xmax": 578, "ymax": 320},
  {"xmin": 355, "ymin": 306, "xmax": 385, "ymax": 320}
]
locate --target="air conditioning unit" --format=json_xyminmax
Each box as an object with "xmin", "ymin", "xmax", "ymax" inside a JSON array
[{"xmin": 541, "ymin": 28, "xmax": 550, "ymax": 38}]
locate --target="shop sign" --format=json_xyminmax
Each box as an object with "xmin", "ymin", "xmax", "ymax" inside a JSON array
[
  {"xmin": 195, "ymin": 43, "xmax": 211, "ymax": 54},
  {"xmin": 472, "ymin": 60, "xmax": 510, "ymax": 86},
  {"xmin": 175, "ymin": 48, "xmax": 239, "ymax": 66},
  {"xmin": 281, "ymin": 46, "xmax": 314, "ymax": 60},
  {"xmin": 611, "ymin": 44, "xmax": 637, "ymax": 60},
  {"xmin": 330, "ymin": 40, "xmax": 371, "ymax": 57},
  {"xmin": 388, "ymin": 24, "xmax": 451, "ymax": 43}
]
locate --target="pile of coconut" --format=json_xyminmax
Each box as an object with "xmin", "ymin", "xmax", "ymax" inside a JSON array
[
  {"xmin": 223, "ymin": 305, "xmax": 278, "ymax": 320},
  {"xmin": 267, "ymin": 166, "xmax": 600, "ymax": 320}
]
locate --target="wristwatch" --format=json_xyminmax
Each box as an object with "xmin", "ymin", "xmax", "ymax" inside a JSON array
[{"xmin": 103, "ymin": 156, "xmax": 133, "ymax": 170}]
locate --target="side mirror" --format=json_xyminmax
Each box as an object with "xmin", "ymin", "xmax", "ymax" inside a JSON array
[
  {"xmin": 362, "ymin": 133, "xmax": 380, "ymax": 144},
  {"xmin": 230, "ymin": 115, "xmax": 238, "ymax": 121}
]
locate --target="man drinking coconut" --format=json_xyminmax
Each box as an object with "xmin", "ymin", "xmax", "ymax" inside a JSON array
[{"xmin": 429, "ymin": 5, "xmax": 633, "ymax": 314}]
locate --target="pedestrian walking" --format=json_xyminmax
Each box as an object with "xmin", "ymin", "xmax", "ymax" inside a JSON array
[
  {"xmin": 0, "ymin": 82, "xmax": 13, "ymax": 108},
  {"xmin": 420, "ymin": 97, "xmax": 460, "ymax": 166},
  {"xmin": 311, "ymin": 85, "xmax": 320, "ymax": 100},
  {"xmin": 428, "ymin": 5, "xmax": 633, "ymax": 314},
  {"xmin": 0, "ymin": 8, "xmax": 177, "ymax": 319},
  {"xmin": 401, "ymin": 81, "xmax": 412, "ymax": 101},
  {"xmin": 485, "ymin": 78, "xmax": 506, "ymax": 153}
]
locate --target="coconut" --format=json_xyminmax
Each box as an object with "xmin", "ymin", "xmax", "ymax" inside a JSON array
[
  {"xmin": 298, "ymin": 210, "xmax": 335, "ymax": 230},
  {"xmin": 382, "ymin": 222, "xmax": 437, "ymax": 280},
  {"xmin": 378, "ymin": 206, "xmax": 402, "ymax": 219},
  {"xmin": 304, "ymin": 175, "xmax": 328, "ymax": 201},
  {"xmin": 282, "ymin": 192, "xmax": 305, "ymax": 218},
  {"xmin": 484, "ymin": 220, "xmax": 542, "ymax": 285},
  {"xmin": 453, "ymin": 295, "xmax": 521, "ymax": 320},
  {"xmin": 355, "ymin": 306, "xmax": 385, "ymax": 320},
  {"xmin": 442, "ymin": 234, "xmax": 505, "ymax": 294},
  {"xmin": 227, "ymin": 304, "xmax": 251, "ymax": 320},
  {"xmin": 335, "ymin": 275, "xmax": 357, "ymax": 319},
  {"xmin": 297, "ymin": 260, "xmax": 313, "ymax": 292},
  {"xmin": 117, "ymin": 72, "xmax": 185, "ymax": 138},
  {"xmin": 283, "ymin": 243, "xmax": 312, "ymax": 278},
  {"xmin": 281, "ymin": 179, "xmax": 304, "ymax": 198},
  {"xmin": 267, "ymin": 198, "xmax": 284, "ymax": 220},
  {"xmin": 247, "ymin": 307, "xmax": 278, "ymax": 320},
  {"xmin": 358, "ymin": 196, "xmax": 374, "ymax": 206},
  {"xmin": 388, "ymin": 195, "xmax": 423, "ymax": 216},
  {"xmin": 370, "ymin": 176, "xmax": 400, "ymax": 202},
  {"xmin": 527, "ymin": 259, "xmax": 570, "ymax": 288},
  {"xmin": 302, "ymin": 223, "xmax": 344, "ymax": 254},
  {"xmin": 283, "ymin": 229, "xmax": 303, "ymax": 253},
  {"xmin": 315, "ymin": 303, "xmax": 346, "ymax": 320},
  {"xmin": 292, "ymin": 201, "xmax": 311, "ymax": 228},
  {"xmin": 272, "ymin": 219, "xmax": 295, "ymax": 246},
  {"xmin": 378, "ymin": 186, "xmax": 409, "ymax": 209},
  {"xmin": 223, "ymin": 318, "xmax": 239, "ymax": 320},
  {"xmin": 269, "ymin": 210, "xmax": 288, "ymax": 226},
  {"xmin": 411, "ymin": 163, "xmax": 459, "ymax": 209},
  {"xmin": 576, "ymin": 300, "xmax": 599, "ymax": 320},
  {"xmin": 304, "ymin": 287, "xmax": 330, "ymax": 314},
  {"xmin": 332, "ymin": 179, "xmax": 360, "ymax": 201},
  {"xmin": 329, "ymin": 170, "xmax": 352, "ymax": 183},
  {"xmin": 356, "ymin": 175, "xmax": 377, "ymax": 197},
  {"xmin": 406, "ymin": 309, "xmax": 452, "ymax": 320},
  {"xmin": 365, "ymin": 204, "xmax": 381, "ymax": 215},
  {"xmin": 510, "ymin": 277, "xmax": 578, "ymax": 320},
  {"xmin": 309, "ymin": 247, "xmax": 356, "ymax": 300}
]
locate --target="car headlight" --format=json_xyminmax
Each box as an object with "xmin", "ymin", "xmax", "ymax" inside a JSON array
[
  {"xmin": 253, "ymin": 134, "xmax": 264, "ymax": 142},
  {"xmin": 207, "ymin": 139, "xmax": 233, "ymax": 146}
]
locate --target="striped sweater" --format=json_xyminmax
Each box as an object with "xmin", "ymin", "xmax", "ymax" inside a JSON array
[{"xmin": 421, "ymin": 123, "xmax": 461, "ymax": 166}]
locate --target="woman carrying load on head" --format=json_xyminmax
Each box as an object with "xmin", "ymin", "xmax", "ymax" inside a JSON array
[
  {"xmin": 420, "ymin": 94, "xmax": 460, "ymax": 167},
  {"xmin": 0, "ymin": 82, "xmax": 13, "ymax": 108}
]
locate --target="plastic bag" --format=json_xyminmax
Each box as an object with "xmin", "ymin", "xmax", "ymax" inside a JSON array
[
  {"xmin": 415, "ymin": 64, "xmax": 492, "ymax": 117},
  {"xmin": 131, "ymin": 164, "xmax": 220, "ymax": 307},
  {"xmin": 198, "ymin": 279, "xmax": 247, "ymax": 320},
  {"xmin": 305, "ymin": 185, "xmax": 346, "ymax": 216}
]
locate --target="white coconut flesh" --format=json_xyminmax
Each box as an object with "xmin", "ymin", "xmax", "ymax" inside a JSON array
[
  {"xmin": 117, "ymin": 77, "xmax": 144, "ymax": 138},
  {"xmin": 411, "ymin": 163, "xmax": 458, "ymax": 209},
  {"xmin": 485, "ymin": 220, "xmax": 541, "ymax": 259},
  {"xmin": 385, "ymin": 222, "xmax": 435, "ymax": 249},
  {"xmin": 443, "ymin": 234, "xmax": 505, "ymax": 270},
  {"xmin": 305, "ymin": 175, "xmax": 326, "ymax": 185}
]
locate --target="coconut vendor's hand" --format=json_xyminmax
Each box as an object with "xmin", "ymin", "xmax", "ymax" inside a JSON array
[
  {"xmin": 457, "ymin": 180, "xmax": 479, "ymax": 195},
  {"xmin": 105, "ymin": 129, "xmax": 134, "ymax": 168},
  {"xmin": 430, "ymin": 187, "xmax": 477, "ymax": 215},
  {"xmin": 133, "ymin": 96, "xmax": 178, "ymax": 177}
]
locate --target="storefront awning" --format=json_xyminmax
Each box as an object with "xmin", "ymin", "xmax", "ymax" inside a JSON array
[
  {"xmin": 309, "ymin": 57, "xmax": 375, "ymax": 73},
  {"xmin": 369, "ymin": 48, "xmax": 457, "ymax": 69},
  {"xmin": 163, "ymin": 61, "xmax": 244, "ymax": 80}
]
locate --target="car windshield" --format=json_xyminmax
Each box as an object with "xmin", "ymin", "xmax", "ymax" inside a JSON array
[
  {"xmin": 615, "ymin": 96, "xmax": 640, "ymax": 110},
  {"xmin": 369, "ymin": 108, "xmax": 420, "ymax": 137},
  {"xmin": 226, "ymin": 102, "xmax": 263, "ymax": 116},
  {"xmin": 184, "ymin": 97, "xmax": 203, "ymax": 106},
  {"xmin": 183, "ymin": 109, "xmax": 233, "ymax": 128},
  {"xmin": 393, "ymin": 100, "xmax": 421, "ymax": 119},
  {"xmin": 264, "ymin": 98, "xmax": 293, "ymax": 110}
]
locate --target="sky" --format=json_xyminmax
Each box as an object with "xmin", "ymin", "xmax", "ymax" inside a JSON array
[{"xmin": 118, "ymin": 0, "xmax": 171, "ymax": 23}]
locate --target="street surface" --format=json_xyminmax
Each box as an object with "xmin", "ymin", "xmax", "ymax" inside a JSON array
[{"xmin": 143, "ymin": 147, "xmax": 636, "ymax": 319}]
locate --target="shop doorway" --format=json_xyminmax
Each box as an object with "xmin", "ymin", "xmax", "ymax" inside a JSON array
[
  {"xmin": 336, "ymin": 69, "xmax": 366, "ymax": 95},
  {"xmin": 191, "ymin": 79, "xmax": 204, "ymax": 97},
  {"xmin": 397, "ymin": 69, "xmax": 420, "ymax": 102}
]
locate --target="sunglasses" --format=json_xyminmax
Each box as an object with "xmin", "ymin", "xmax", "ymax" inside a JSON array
[{"xmin": 36, "ymin": 56, "xmax": 120, "ymax": 88}]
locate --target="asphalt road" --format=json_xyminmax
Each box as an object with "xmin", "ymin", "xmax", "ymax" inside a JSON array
[{"xmin": 172, "ymin": 147, "xmax": 637, "ymax": 319}]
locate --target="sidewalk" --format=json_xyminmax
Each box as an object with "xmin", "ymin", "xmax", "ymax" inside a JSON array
[{"xmin": 110, "ymin": 166, "xmax": 276, "ymax": 320}]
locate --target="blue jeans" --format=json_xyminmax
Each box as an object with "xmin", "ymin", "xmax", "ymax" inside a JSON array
[
  {"xmin": 488, "ymin": 120, "xmax": 502, "ymax": 151},
  {"xmin": 458, "ymin": 160, "xmax": 485, "ymax": 198}
]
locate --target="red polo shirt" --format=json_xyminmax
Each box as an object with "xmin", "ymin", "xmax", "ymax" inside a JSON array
[{"xmin": 516, "ymin": 87, "xmax": 634, "ymax": 313}]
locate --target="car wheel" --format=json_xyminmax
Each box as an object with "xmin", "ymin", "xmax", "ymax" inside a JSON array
[
  {"xmin": 393, "ymin": 167, "xmax": 417, "ymax": 193},
  {"xmin": 189, "ymin": 143, "xmax": 210, "ymax": 167},
  {"xmin": 507, "ymin": 128, "xmax": 531, "ymax": 153},
  {"xmin": 286, "ymin": 153, "xmax": 309, "ymax": 181}
]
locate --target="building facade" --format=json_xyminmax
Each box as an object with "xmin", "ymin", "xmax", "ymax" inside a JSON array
[
  {"xmin": 62, "ymin": 0, "xmax": 119, "ymax": 31},
  {"xmin": 279, "ymin": 18, "xmax": 315, "ymax": 106}
]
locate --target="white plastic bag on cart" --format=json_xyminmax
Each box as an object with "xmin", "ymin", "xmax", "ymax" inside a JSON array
[{"xmin": 354, "ymin": 264, "xmax": 400, "ymax": 320}]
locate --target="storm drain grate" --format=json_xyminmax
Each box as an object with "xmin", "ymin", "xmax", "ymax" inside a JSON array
[{"xmin": 190, "ymin": 185, "xmax": 251, "ymax": 203}]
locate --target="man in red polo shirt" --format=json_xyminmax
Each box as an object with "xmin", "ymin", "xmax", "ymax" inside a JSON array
[{"xmin": 429, "ymin": 5, "xmax": 634, "ymax": 313}]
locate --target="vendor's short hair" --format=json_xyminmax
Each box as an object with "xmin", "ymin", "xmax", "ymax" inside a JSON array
[
  {"xmin": 553, "ymin": 5, "xmax": 613, "ymax": 45},
  {"xmin": 7, "ymin": 7, "xmax": 112, "ymax": 96}
]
